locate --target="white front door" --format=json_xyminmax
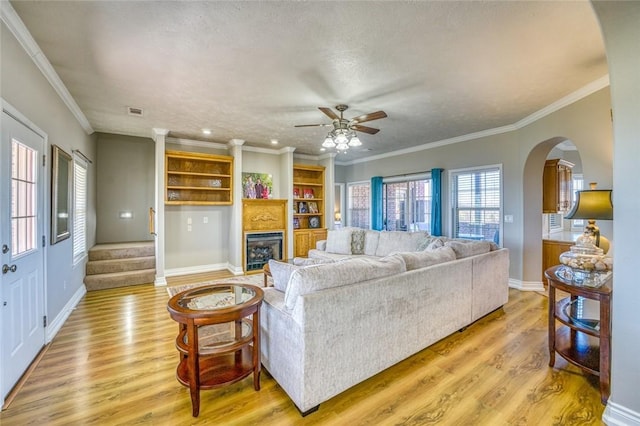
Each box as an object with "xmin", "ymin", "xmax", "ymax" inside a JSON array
[{"xmin": 0, "ymin": 108, "xmax": 46, "ymax": 402}]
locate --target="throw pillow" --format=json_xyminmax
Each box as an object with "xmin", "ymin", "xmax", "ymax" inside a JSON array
[
  {"xmin": 398, "ymin": 246, "xmax": 456, "ymax": 271},
  {"xmin": 325, "ymin": 229, "xmax": 353, "ymax": 255},
  {"xmin": 425, "ymin": 238, "xmax": 444, "ymax": 250},
  {"xmin": 351, "ymin": 229, "xmax": 366, "ymax": 255},
  {"xmin": 268, "ymin": 259, "xmax": 299, "ymax": 292}
]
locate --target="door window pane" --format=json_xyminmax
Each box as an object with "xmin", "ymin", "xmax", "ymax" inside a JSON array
[
  {"xmin": 11, "ymin": 140, "xmax": 38, "ymax": 256},
  {"xmin": 347, "ymin": 182, "xmax": 370, "ymax": 229},
  {"xmin": 383, "ymin": 177, "xmax": 432, "ymax": 232}
]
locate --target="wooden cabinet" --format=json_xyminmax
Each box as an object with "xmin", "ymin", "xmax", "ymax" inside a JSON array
[
  {"xmin": 293, "ymin": 164, "xmax": 326, "ymax": 257},
  {"xmin": 543, "ymin": 159, "xmax": 574, "ymax": 213},
  {"xmin": 165, "ymin": 150, "xmax": 233, "ymax": 205},
  {"xmin": 546, "ymin": 265, "xmax": 611, "ymax": 404},
  {"xmin": 542, "ymin": 239, "xmax": 573, "ymax": 282},
  {"xmin": 293, "ymin": 229, "xmax": 328, "ymax": 258}
]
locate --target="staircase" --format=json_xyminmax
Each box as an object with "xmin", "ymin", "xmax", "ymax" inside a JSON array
[{"xmin": 84, "ymin": 242, "xmax": 156, "ymax": 291}]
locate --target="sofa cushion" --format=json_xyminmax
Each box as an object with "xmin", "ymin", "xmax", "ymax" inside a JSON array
[
  {"xmin": 375, "ymin": 231, "xmax": 427, "ymax": 257},
  {"xmin": 351, "ymin": 229, "xmax": 366, "ymax": 255},
  {"xmin": 397, "ymin": 246, "xmax": 456, "ymax": 271},
  {"xmin": 363, "ymin": 230, "xmax": 380, "ymax": 256},
  {"xmin": 445, "ymin": 240, "xmax": 492, "ymax": 259},
  {"xmin": 268, "ymin": 260, "xmax": 300, "ymax": 292},
  {"xmin": 292, "ymin": 257, "xmax": 334, "ymax": 266},
  {"xmin": 416, "ymin": 235, "xmax": 440, "ymax": 251},
  {"xmin": 284, "ymin": 254, "xmax": 406, "ymax": 311},
  {"xmin": 325, "ymin": 229, "xmax": 353, "ymax": 255}
]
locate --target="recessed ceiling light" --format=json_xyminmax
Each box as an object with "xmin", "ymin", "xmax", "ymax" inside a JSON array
[
  {"xmin": 202, "ymin": 129, "xmax": 212, "ymax": 135},
  {"xmin": 270, "ymin": 139, "xmax": 278, "ymax": 145},
  {"xmin": 320, "ymin": 148, "xmax": 326, "ymax": 152}
]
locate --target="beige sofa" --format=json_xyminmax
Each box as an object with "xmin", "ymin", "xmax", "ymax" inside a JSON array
[{"xmin": 259, "ymin": 229, "xmax": 509, "ymax": 415}]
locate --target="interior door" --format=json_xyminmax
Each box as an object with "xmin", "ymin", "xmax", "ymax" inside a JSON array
[{"xmin": 1, "ymin": 109, "xmax": 46, "ymax": 402}]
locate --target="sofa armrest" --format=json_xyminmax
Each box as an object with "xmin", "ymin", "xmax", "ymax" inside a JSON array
[{"xmin": 316, "ymin": 240, "xmax": 327, "ymax": 251}]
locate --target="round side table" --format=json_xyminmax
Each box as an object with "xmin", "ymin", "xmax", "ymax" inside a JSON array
[{"xmin": 167, "ymin": 283, "xmax": 264, "ymax": 417}]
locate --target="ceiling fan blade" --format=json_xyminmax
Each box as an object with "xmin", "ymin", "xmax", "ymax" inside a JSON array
[
  {"xmin": 351, "ymin": 110, "xmax": 388, "ymax": 124},
  {"xmin": 318, "ymin": 107, "xmax": 340, "ymax": 120},
  {"xmin": 294, "ymin": 123, "xmax": 332, "ymax": 128},
  {"xmin": 352, "ymin": 124, "xmax": 380, "ymax": 135}
]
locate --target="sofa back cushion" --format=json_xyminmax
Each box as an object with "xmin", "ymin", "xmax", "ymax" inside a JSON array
[
  {"xmin": 325, "ymin": 229, "xmax": 353, "ymax": 255},
  {"xmin": 363, "ymin": 230, "xmax": 380, "ymax": 256},
  {"xmin": 374, "ymin": 231, "xmax": 427, "ymax": 257},
  {"xmin": 398, "ymin": 246, "xmax": 456, "ymax": 271},
  {"xmin": 444, "ymin": 240, "xmax": 492, "ymax": 259},
  {"xmin": 284, "ymin": 253, "xmax": 406, "ymax": 311},
  {"xmin": 269, "ymin": 260, "xmax": 299, "ymax": 292}
]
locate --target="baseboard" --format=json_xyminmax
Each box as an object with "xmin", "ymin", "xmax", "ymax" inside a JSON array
[
  {"xmin": 603, "ymin": 401, "xmax": 640, "ymax": 426},
  {"xmin": 154, "ymin": 276, "xmax": 167, "ymax": 287},
  {"xmin": 46, "ymin": 284, "xmax": 86, "ymax": 343},
  {"xmin": 164, "ymin": 262, "xmax": 241, "ymax": 277},
  {"xmin": 508, "ymin": 278, "xmax": 545, "ymax": 292}
]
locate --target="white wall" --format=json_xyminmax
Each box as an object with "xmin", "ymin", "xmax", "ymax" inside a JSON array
[{"xmin": 592, "ymin": 2, "xmax": 640, "ymax": 423}]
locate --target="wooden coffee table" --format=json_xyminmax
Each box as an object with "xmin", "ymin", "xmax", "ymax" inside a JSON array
[{"xmin": 167, "ymin": 283, "xmax": 264, "ymax": 417}]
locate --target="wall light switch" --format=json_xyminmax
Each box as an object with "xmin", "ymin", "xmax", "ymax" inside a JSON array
[
  {"xmin": 203, "ymin": 217, "xmax": 208, "ymax": 224},
  {"xmin": 504, "ymin": 214, "xmax": 514, "ymax": 223},
  {"xmin": 187, "ymin": 217, "xmax": 192, "ymax": 225}
]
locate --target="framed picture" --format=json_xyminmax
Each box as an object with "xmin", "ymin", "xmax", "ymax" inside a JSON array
[
  {"xmin": 308, "ymin": 201, "xmax": 318, "ymax": 214},
  {"xmin": 51, "ymin": 145, "xmax": 72, "ymax": 244},
  {"xmin": 293, "ymin": 187, "xmax": 300, "ymax": 198},
  {"xmin": 298, "ymin": 202, "xmax": 307, "ymax": 213},
  {"xmin": 293, "ymin": 217, "xmax": 300, "ymax": 229},
  {"xmin": 309, "ymin": 216, "xmax": 321, "ymax": 228},
  {"xmin": 303, "ymin": 188, "xmax": 314, "ymax": 199},
  {"xmin": 242, "ymin": 172, "xmax": 273, "ymax": 199}
]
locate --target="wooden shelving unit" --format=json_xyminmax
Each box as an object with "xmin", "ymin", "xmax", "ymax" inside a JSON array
[
  {"xmin": 293, "ymin": 164, "xmax": 327, "ymax": 257},
  {"xmin": 165, "ymin": 150, "xmax": 233, "ymax": 205},
  {"xmin": 543, "ymin": 159, "xmax": 574, "ymax": 213}
]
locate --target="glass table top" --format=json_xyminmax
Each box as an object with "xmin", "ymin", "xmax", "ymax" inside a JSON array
[{"xmin": 177, "ymin": 284, "xmax": 256, "ymax": 311}]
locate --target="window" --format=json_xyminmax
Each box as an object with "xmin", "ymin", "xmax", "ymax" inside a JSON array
[
  {"xmin": 347, "ymin": 182, "xmax": 370, "ymax": 229},
  {"xmin": 451, "ymin": 166, "xmax": 501, "ymax": 244},
  {"xmin": 383, "ymin": 174, "xmax": 432, "ymax": 232},
  {"xmin": 73, "ymin": 156, "xmax": 88, "ymax": 263},
  {"xmin": 11, "ymin": 140, "xmax": 38, "ymax": 256},
  {"xmin": 571, "ymin": 174, "xmax": 584, "ymax": 231}
]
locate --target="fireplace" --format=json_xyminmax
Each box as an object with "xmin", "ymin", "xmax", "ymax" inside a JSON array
[{"xmin": 245, "ymin": 231, "xmax": 284, "ymax": 272}]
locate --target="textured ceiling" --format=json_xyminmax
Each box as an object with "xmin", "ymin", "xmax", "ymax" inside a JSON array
[{"xmin": 10, "ymin": 1, "xmax": 606, "ymax": 161}]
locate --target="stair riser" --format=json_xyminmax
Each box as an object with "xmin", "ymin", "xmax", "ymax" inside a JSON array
[
  {"xmin": 84, "ymin": 270, "xmax": 156, "ymax": 291},
  {"xmin": 86, "ymin": 258, "xmax": 156, "ymax": 275}
]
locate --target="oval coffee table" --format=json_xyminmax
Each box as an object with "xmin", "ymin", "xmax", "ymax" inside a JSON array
[{"xmin": 167, "ymin": 283, "xmax": 264, "ymax": 417}]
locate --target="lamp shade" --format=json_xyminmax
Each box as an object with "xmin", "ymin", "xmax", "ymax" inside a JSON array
[{"xmin": 564, "ymin": 189, "xmax": 613, "ymax": 220}]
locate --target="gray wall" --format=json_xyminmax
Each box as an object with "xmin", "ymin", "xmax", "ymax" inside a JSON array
[
  {"xmin": 1, "ymin": 23, "xmax": 97, "ymax": 324},
  {"xmin": 593, "ymin": 1, "xmax": 640, "ymax": 419},
  {"xmin": 96, "ymin": 133, "xmax": 154, "ymax": 243},
  {"xmin": 341, "ymin": 88, "xmax": 612, "ymax": 282}
]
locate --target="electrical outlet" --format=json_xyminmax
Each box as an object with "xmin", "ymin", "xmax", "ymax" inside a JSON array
[
  {"xmin": 187, "ymin": 225, "xmax": 192, "ymax": 232},
  {"xmin": 504, "ymin": 215, "xmax": 514, "ymax": 223}
]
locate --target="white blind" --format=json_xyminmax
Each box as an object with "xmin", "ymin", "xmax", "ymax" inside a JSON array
[
  {"xmin": 73, "ymin": 158, "xmax": 88, "ymax": 262},
  {"xmin": 347, "ymin": 182, "xmax": 370, "ymax": 229},
  {"xmin": 452, "ymin": 167, "xmax": 501, "ymax": 243}
]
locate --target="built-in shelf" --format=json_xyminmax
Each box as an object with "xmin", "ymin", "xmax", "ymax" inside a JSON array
[{"xmin": 165, "ymin": 150, "xmax": 233, "ymax": 205}]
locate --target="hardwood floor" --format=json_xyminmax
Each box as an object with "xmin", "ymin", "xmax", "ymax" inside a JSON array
[{"xmin": 0, "ymin": 279, "xmax": 605, "ymax": 425}]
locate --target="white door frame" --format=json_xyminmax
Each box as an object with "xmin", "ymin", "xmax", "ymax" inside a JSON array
[{"xmin": 0, "ymin": 99, "xmax": 49, "ymax": 407}]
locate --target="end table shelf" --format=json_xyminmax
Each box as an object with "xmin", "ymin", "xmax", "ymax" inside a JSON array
[{"xmin": 545, "ymin": 265, "xmax": 611, "ymax": 404}]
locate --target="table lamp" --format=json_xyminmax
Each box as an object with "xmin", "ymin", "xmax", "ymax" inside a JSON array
[{"xmin": 558, "ymin": 182, "xmax": 613, "ymax": 286}]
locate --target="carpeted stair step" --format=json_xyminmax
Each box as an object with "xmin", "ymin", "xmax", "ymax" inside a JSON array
[
  {"xmin": 86, "ymin": 256, "xmax": 156, "ymax": 275},
  {"xmin": 84, "ymin": 269, "xmax": 156, "ymax": 291},
  {"xmin": 88, "ymin": 241, "xmax": 155, "ymax": 261}
]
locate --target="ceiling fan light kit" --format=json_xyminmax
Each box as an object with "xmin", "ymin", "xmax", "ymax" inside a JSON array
[{"xmin": 296, "ymin": 104, "xmax": 387, "ymax": 152}]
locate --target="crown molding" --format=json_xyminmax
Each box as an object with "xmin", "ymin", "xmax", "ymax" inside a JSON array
[
  {"xmin": 1, "ymin": 1, "xmax": 94, "ymax": 135},
  {"xmin": 165, "ymin": 137, "xmax": 228, "ymax": 150},
  {"xmin": 242, "ymin": 145, "xmax": 295, "ymax": 155},
  {"xmin": 337, "ymin": 75, "xmax": 610, "ymax": 166}
]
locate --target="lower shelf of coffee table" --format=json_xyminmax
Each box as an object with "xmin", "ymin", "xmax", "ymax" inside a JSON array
[{"xmin": 176, "ymin": 345, "xmax": 254, "ymax": 389}]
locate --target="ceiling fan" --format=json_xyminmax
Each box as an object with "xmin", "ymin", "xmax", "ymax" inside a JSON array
[{"xmin": 295, "ymin": 104, "xmax": 387, "ymax": 151}]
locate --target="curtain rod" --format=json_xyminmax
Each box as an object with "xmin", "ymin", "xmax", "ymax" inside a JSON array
[{"xmin": 72, "ymin": 149, "xmax": 93, "ymax": 164}]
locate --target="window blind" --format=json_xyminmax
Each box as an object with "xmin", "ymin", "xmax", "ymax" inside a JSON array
[
  {"xmin": 73, "ymin": 158, "xmax": 87, "ymax": 263},
  {"xmin": 452, "ymin": 167, "xmax": 501, "ymax": 243}
]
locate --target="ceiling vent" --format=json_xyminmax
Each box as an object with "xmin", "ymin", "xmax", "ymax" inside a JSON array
[{"xmin": 127, "ymin": 106, "xmax": 144, "ymax": 117}]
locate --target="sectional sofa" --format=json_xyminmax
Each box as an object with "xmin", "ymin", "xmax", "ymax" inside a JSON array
[{"xmin": 259, "ymin": 229, "xmax": 509, "ymax": 415}]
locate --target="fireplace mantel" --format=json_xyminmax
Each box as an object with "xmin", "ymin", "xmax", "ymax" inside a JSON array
[{"xmin": 242, "ymin": 199, "xmax": 288, "ymax": 273}]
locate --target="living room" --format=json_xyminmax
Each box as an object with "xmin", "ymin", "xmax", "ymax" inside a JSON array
[{"xmin": 1, "ymin": 1, "xmax": 639, "ymax": 425}]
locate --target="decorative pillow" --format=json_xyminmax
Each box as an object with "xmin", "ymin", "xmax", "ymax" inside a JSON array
[
  {"xmin": 284, "ymin": 254, "xmax": 406, "ymax": 311},
  {"xmin": 444, "ymin": 241, "xmax": 492, "ymax": 259},
  {"xmin": 325, "ymin": 229, "xmax": 353, "ymax": 255},
  {"xmin": 398, "ymin": 246, "xmax": 456, "ymax": 271},
  {"xmin": 351, "ymin": 229, "xmax": 366, "ymax": 255},
  {"xmin": 363, "ymin": 230, "xmax": 380, "ymax": 256},
  {"xmin": 426, "ymin": 238, "xmax": 445, "ymax": 250},
  {"xmin": 268, "ymin": 260, "xmax": 299, "ymax": 292}
]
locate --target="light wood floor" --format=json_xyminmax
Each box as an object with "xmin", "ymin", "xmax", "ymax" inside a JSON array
[{"xmin": 0, "ymin": 275, "xmax": 605, "ymax": 425}]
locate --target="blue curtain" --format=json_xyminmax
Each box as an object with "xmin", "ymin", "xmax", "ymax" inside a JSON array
[
  {"xmin": 371, "ymin": 176, "xmax": 383, "ymax": 230},
  {"xmin": 431, "ymin": 168, "xmax": 443, "ymax": 236}
]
